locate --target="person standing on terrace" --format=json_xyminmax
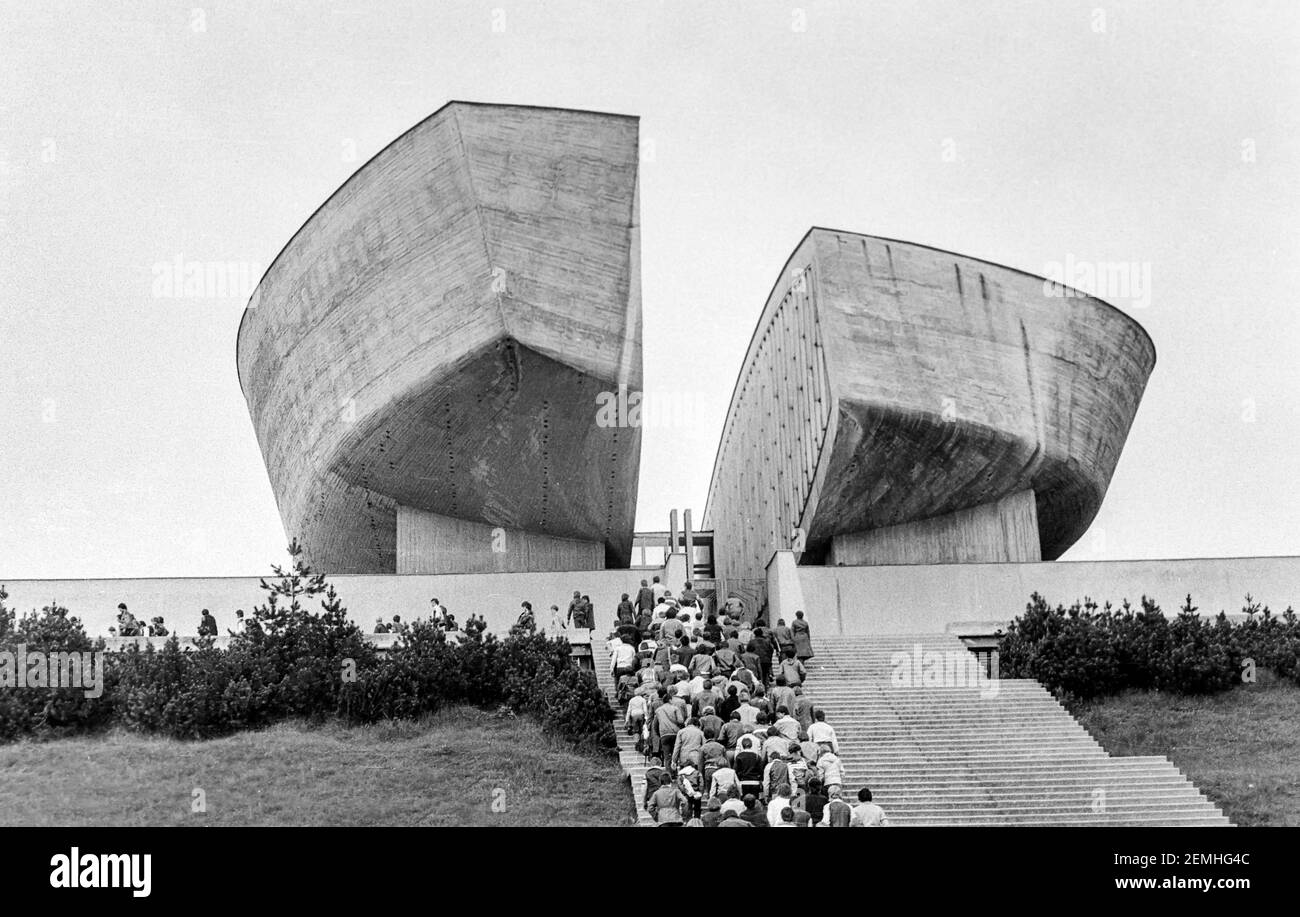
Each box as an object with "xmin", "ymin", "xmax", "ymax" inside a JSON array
[{"xmin": 636, "ymin": 579, "xmax": 655, "ymax": 615}]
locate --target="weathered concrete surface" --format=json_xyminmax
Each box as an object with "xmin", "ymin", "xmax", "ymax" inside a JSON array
[
  {"xmin": 828, "ymin": 488, "xmax": 1041, "ymax": 566},
  {"xmin": 704, "ymin": 228, "xmax": 1155, "ymax": 582},
  {"xmin": 237, "ymin": 102, "xmax": 642, "ymax": 573},
  {"xmin": 396, "ymin": 505, "xmax": 604, "ymax": 574}
]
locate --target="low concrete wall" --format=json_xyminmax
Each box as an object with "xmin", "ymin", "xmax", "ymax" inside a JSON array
[
  {"xmin": 0, "ymin": 568, "xmax": 659, "ymax": 639},
  {"xmin": 396, "ymin": 506, "xmax": 605, "ymax": 574},
  {"xmin": 796, "ymin": 556, "xmax": 1300, "ymax": 636}
]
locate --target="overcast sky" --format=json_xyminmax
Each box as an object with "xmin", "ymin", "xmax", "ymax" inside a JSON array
[{"xmin": 1, "ymin": 0, "xmax": 1296, "ymax": 578}]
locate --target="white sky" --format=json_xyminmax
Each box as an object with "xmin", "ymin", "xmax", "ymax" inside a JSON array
[{"xmin": 1, "ymin": 0, "xmax": 1297, "ymax": 578}]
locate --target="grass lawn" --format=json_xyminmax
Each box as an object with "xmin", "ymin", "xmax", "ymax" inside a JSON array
[
  {"xmin": 1074, "ymin": 679, "xmax": 1300, "ymax": 826},
  {"xmin": 0, "ymin": 707, "xmax": 635, "ymax": 827}
]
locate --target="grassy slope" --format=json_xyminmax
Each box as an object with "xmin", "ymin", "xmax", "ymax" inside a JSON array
[
  {"xmin": 1074, "ymin": 680, "xmax": 1300, "ymax": 827},
  {"xmin": 0, "ymin": 707, "xmax": 635, "ymax": 827}
]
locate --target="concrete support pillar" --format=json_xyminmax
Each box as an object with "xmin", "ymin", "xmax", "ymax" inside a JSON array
[
  {"xmin": 669, "ymin": 509, "xmax": 679, "ymax": 557},
  {"xmin": 766, "ymin": 549, "xmax": 806, "ymax": 627},
  {"xmin": 829, "ymin": 489, "xmax": 1041, "ymax": 566},
  {"xmin": 396, "ymin": 505, "xmax": 604, "ymax": 574},
  {"xmin": 684, "ymin": 509, "xmax": 695, "ymax": 582},
  {"xmin": 664, "ymin": 551, "xmax": 688, "ymax": 598}
]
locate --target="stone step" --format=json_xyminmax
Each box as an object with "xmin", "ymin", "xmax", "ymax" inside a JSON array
[
  {"xmin": 836, "ymin": 746, "xmax": 1107, "ymax": 757},
  {"xmin": 867, "ymin": 790, "xmax": 1210, "ymax": 805},
  {"xmin": 869, "ymin": 797, "xmax": 1218, "ymax": 812},
  {"xmin": 889, "ymin": 816, "xmax": 1232, "ymax": 827},
  {"xmin": 856, "ymin": 768, "xmax": 1192, "ymax": 781}
]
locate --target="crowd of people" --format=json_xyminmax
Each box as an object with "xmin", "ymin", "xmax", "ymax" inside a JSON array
[
  {"xmin": 105, "ymin": 579, "xmax": 885, "ymax": 825},
  {"xmin": 603, "ymin": 579, "xmax": 889, "ymax": 827},
  {"xmin": 374, "ymin": 598, "xmax": 489, "ymax": 643},
  {"xmin": 108, "ymin": 603, "xmax": 216, "ymax": 639}
]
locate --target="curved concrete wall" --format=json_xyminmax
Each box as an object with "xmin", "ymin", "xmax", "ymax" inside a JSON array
[
  {"xmin": 705, "ymin": 228, "xmax": 1155, "ymax": 581},
  {"xmin": 237, "ymin": 103, "xmax": 642, "ymax": 573},
  {"xmin": 704, "ymin": 259, "xmax": 833, "ymax": 588}
]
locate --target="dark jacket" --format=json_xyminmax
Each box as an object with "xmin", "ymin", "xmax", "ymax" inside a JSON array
[
  {"xmin": 804, "ymin": 792, "xmax": 828, "ymax": 825},
  {"xmin": 692, "ymin": 690, "xmax": 719, "ymax": 718},
  {"xmin": 719, "ymin": 720, "xmax": 747, "ymax": 750},
  {"xmin": 717, "ymin": 693, "xmax": 742, "ymax": 721},
  {"xmin": 636, "ymin": 586, "xmax": 655, "ymax": 611},
  {"xmin": 654, "ymin": 701, "xmax": 685, "ymax": 739},
  {"xmin": 701, "ymin": 740, "xmax": 728, "ymax": 772},
  {"xmin": 644, "ymin": 765, "xmax": 669, "ymax": 804},
  {"xmin": 734, "ymin": 750, "xmax": 764, "ymax": 783}
]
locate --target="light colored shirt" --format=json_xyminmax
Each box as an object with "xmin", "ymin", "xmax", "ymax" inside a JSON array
[
  {"xmin": 851, "ymin": 802, "xmax": 889, "ymax": 826},
  {"xmin": 817, "ymin": 753, "xmax": 844, "ymax": 787},
  {"xmin": 610, "ymin": 641, "xmax": 636, "ymax": 673},
  {"xmin": 808, "ymin": 722, "xmax": 839, "ymax": 753},
  {"xmin": 774, "ymin": 715, "xmax": 800, "ymax": 742},
  {"xmin": 762, "ymin": 735, "xmax": 792, "ymax": 760},
  {"xmin": 625, "ymin": 695, "xmax": 647, "ymax": 724},
  {"xmin": 767, "ymin": 796, "xmax": 793, "ymax": 827},
  {"xmin": 709, "ymin": 767, "xmax": 740, "ymax": 799}
]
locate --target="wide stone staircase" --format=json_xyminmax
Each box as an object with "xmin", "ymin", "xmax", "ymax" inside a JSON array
[
  {"xmin": 591, "ymin": 632, "xmax": 1229, "ymax": 826},
  {"xmin": 805, "ymin": 633, "xmax": 1230, "ymax": 826}
]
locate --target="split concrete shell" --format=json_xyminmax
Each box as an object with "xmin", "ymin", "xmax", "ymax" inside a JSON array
[
  {"xmin": 703, "ymin": 228, "xmax": 1156, "ymax": 583},
  {"xmin": 237, "ymin": 103, "xmax": 643, "ymax": 574}
]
